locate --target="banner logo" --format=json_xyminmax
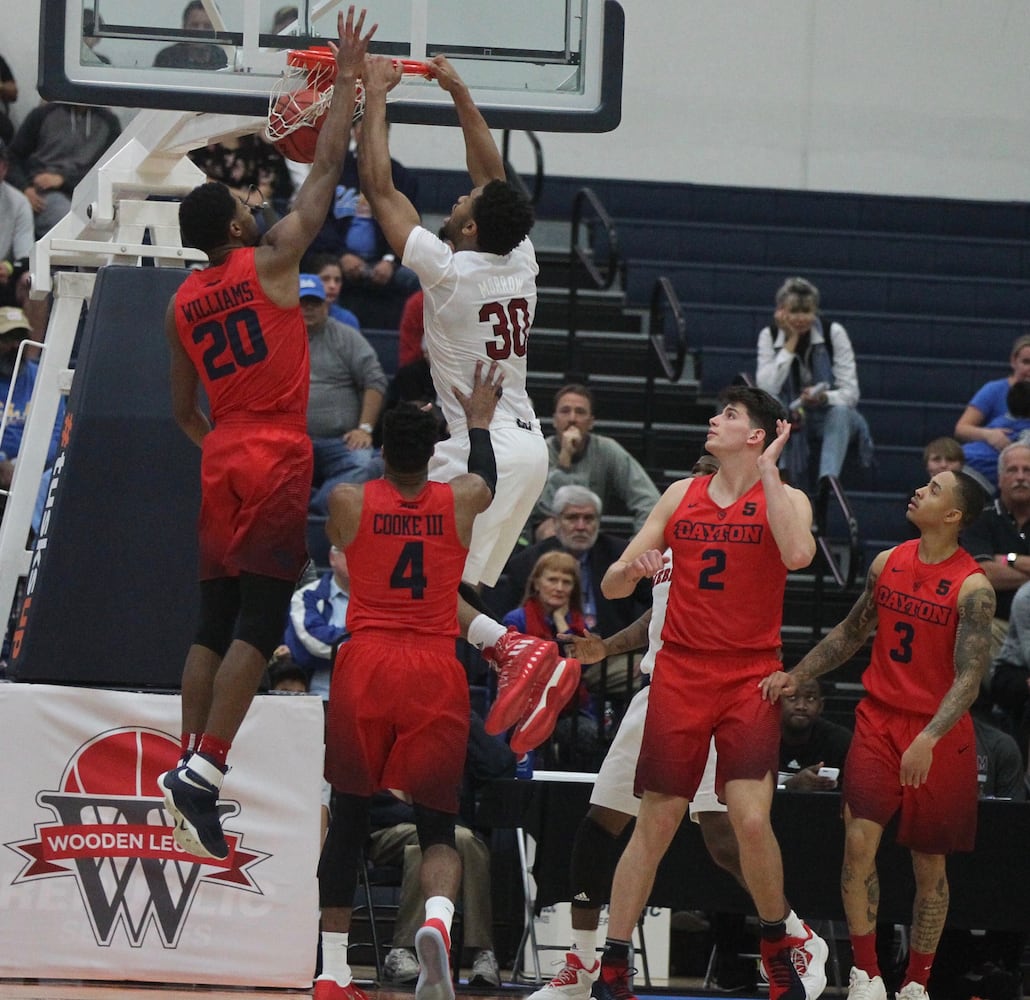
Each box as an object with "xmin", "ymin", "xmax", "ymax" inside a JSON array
[{"xmin": 5, "ymin": 728, "xmax": 267, "ymax": 947}]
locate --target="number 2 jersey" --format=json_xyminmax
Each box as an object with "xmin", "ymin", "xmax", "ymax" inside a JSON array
[
  {"xmin": 173, "ymin": 247, "xmax": 308, "ymax": 424},
  {"xmin": 403, "ymin": 226, "xmax": 539, "ymax": 434},
  {"xmin": 863, "ymin": 539, "xmax": 984, "ymax": 715},
  {"xmin": 662, "ymin": 474, "xmax": 788, "ymax": 653},
  {"xmin": 344, "ymin": 478, "xmax": 469, "ymax": 638}
]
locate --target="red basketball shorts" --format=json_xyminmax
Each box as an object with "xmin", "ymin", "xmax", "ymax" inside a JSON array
[
  {"xmin": 844, "ymin": 697, "xmax": 978, "ymax": 854},
  {"xmin": 635, "ymin": 645, "xmax": 782, "ymax": 802},
  {"xmin": 198, "ymin": 421, "xmax": 312, "ymax": 582},
  {"xmin": 324, "ymin": 631, "xmax": 470, "ymax": 814}
]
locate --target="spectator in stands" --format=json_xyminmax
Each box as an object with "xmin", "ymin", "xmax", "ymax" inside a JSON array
[
  {"xmin": 777, "ymin": 677, "xmax": 852, "ymax": 790},
  {"xmin": 0, "ymin": 140, "xmax": 32, "ymax": 309},
  {"xmin": 371, "ymin": 710, "xmax": 511, "ymax": 988},
  {"xmin": 954, "ymin": 334, "xmax": 1030, "ymax": 449},
  {"xmin": 305, "ymin": 251, "xmax": 362, "ymax": 329},
  {"xmin": 960, "ymin": 441, "xmax": 1030, "ymax": 657},
  {"xmin": 398, "ymin": 289, "xmax": 425, "ymax": 369},
  {"xmin": 271, "ymin": 6, "xmax": 299, "ymax": 34},
  {"xmin": 530, "ymin": 383, "xmax": 660, "ymax": 541},
  {"xmin": 300, "ymin": 272, "xmax": 388, "ymax": 515},
  {"xmin": 755, "ymin": 276, "xmax": 873, "ymax": 491},
  {"xmin": 308, "ymin": 121, "xmax": 420, "ymax": 325},
  {"xmin": 962, "ymin": 381, "xmax": 1030, "ymax": 492},
  {"xmin": 0, "ymin": 308, "xmax": 63, "ymax": 531},
  {"xmin": 502, "ymin": 550, "xmax": 587, "ymax": 644},
  {"xmin": 0, "ymin": 53, "xmax": 16, "ymax": 144},
  {"xmin": 5, "ymin": 100, "xmax": 121, "ymax": 238},
  {"xmin": 282, "ymin": 544, "xmax": 350, "ymax": 698},
  {"xmin": 923, "ymin": 436, "xmax": 964, "ymax": 478},
  {"xmin": 154, "ymin": 1, "xmax": 229, "ymax": 70},
  {"xmin": 188, "ymin": 135, "xmax": 294, "ymax": 232},
  {"xmin": 484, "ymin": 485, "xmax": 650, "ymax": 638},
  {"xmin": 987, "ymin": 579, "xmax": 1030, "ymax": 766}
]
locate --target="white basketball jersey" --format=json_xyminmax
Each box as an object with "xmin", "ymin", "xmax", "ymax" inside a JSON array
[{"xmin": 403, "ymin": 226, "xmax": 540, "ymax": 433}]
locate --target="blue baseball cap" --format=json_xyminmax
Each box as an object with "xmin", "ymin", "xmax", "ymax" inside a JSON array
[{"xmin": 298, "ymin": 273, "xmax": 326, "ymax": 300}]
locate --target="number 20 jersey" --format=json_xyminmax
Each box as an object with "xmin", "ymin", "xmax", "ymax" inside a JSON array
[
  {"xmin": 403, "ymin": 226, "xmax": 538, "ymax": 433},
  {"xmin": 662, "ymin": 475, "xmax": 787, "ymax": 653},
  {"xmin": 863, "ymin": 539, "xmax": 983, "ymax": 715},
  {"xmin": 174, "ymin": 247, "xmax": 309, "ymax": 423}
]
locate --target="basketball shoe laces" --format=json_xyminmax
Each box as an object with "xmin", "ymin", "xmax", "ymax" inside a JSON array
[
  {"xmin": 765, "ymin": 940, "xmax": 806, "ymax": 1000},
  {"xmin": 596, "ymin": 965, "xmax": 637, "ymax": 1000},
  {"xmin": 549, "ymin": 953, "xmax": 594, "ymax": 986}
]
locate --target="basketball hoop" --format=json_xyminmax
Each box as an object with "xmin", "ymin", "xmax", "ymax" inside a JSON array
[{"xmin": 266, "ymin": 48, "xmax": 434, "ymax": 161}]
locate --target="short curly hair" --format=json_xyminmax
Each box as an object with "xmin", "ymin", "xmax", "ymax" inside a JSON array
[
  {"xmin": 382, "ymin": 403, "xmax": 439, "ymax": 473},
  {"xmin": 179, "ymin": 181, "xmax": 236, "ymax": 253},
  {"xmin": 472, "ymin": 180, "xmax": 534, "ymax": 256}
]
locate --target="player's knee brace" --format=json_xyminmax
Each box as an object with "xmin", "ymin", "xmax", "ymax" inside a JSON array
[
  {"xmin": 414, "ymin": 803, "xmax": 457, "ymax": 852},
  {"xmin": 234, "ymin": 573, "xmax": 296, "ymax": 659},
  {"xmin": 318, "ymin": 792, "xmax": 371, "ymax": 908},
  {"xmin": 569, "ymin": 815, "xmax": 627, "ymax": 909},
  {"xmin": 193, "ymin": 578, "xmax": 240, "ymax": 656}
]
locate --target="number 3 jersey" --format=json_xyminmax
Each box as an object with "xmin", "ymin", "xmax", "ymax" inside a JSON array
[
  {"xmin": 344, "ymin": 478, "xmax": 468, "ymax": 638},
  {"xmin": 403, "ymin": 226, "xmax": 539, "ymax": 434},
  {"xmin": 173, "ymin": 247, "xmax": 309, "ymax": 423},
  {"xmin": 662, "ymin": 474, "xmax": 788, "ymax": 653},
  {"xmin": 864, "ymin": 539, "xmax": 984, "ymax": 715}
]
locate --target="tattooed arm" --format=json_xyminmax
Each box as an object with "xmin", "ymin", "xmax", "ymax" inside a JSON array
[
  {"xmin": 900, "ymin": 574, "xmax": 996, "ymax": 787},
  {"xmin": 760, "ymin": 549, "xmax": 887, "ymax": 701},
  {"xmin": 558, "ymin": 609, "xmax": 653, "ymax": 665}
]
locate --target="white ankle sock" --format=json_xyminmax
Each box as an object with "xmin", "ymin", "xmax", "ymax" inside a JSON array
[
  {"xmin": 570, "ymin": 928, "xmax": 598, "ymax": 963},
  {"xmin": 320, "ymin": 931, "xmax": 351, "ymax": 985},
  {"xmin": 785, "ymin": 909, "xmax": 805, "ymax": 938},
  {"xmin": 467, "ymin": 614, "xmax": 506, "ymax": 651},
  {"xmin": 424, "ymin": 895, "xmax": 455, "ymax": 934}
]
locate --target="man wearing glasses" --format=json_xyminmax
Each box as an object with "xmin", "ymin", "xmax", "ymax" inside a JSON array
[
  {"xmin": 158, "ymin": 7, "xmax": 376, "ymax": 863},
  {"xmin": 485, "ymin": 485, "xmax": 650, "ymax": 638}
]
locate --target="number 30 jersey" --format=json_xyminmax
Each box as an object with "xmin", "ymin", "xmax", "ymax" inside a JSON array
[
  {"xmin": 662, "ymin": 474, "xmax": 788, "ymax": 654},
  {"xmin": 864, "ymin": 539, "xmax": 983, "ymax": 715},
  {"xmin": 345, "ymin": 478, "xmax": 468, "ymax": 638},
  {"xmin": 174, "ymin": 247, "xmax": 309, "ymax": 424},
  {"xmin": 403, "ymin": 226, "xmax": 539, "ymax": 434}
]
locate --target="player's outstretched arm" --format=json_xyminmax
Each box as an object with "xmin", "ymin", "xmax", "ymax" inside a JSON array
[
  {"xmin": 357, "ymin": 55, "xmax": 422, "ymax": 259},
  {"xmin": 762, "ymin": 549, "xmax": 887, "ymax": 703},
  {"xmin": 559, "ymin": 608, "xmax": 654, "ymax": 665},
  {"xmin": 431, "ymin": 56, "xmax": 505, "ymax": 186},
  {"xmin": 900, "ymin": 574, "xmax": 996, "ymax": 786},
  {"xmin": 760, "ymin": 419, "xmax": 817, "ymax": 570},
  {"xmin": 266, "ymin": 7, "xmax": 377, "ymax": 268}
]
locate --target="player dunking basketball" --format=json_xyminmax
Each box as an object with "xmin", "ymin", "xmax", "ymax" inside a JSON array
[
  {"xmin": 357, "ymin": 54, "xmax": 579, "ymax": 751},
  {"xmin": 592, "ymin": 386, "xmax": 816, "ymax": 1000},
  {"xmin": 158, "ymin": 8, "xmax": 376, "ymax": 861}
]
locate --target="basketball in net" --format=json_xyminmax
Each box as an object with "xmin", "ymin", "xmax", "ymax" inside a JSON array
[{"xmin": 266, "ymin": 48, "xmax": 435, "ymax": 163}]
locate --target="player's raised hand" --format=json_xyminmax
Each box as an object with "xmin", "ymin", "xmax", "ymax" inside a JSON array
[
  {"xmin": 330, "ymin": 6, "xmax": 377, "ymax": 81},
  {"xmin": 453, "ymin": 360, "xmax": 504, "ymax": 430},
  {"xmin": 362, "ymin": 54, "xmax": 404, "ymax": 94},
  {"xmin": 757, "ymin": 418, "xmax": 792, "ymax": 475},
  {"xmin": 429, "ymin": 56, "xmax": 467, "ymax": 94}
]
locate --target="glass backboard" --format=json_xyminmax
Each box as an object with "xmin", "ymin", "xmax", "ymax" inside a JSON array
[{"xmin": 39, "ymin": 0, "xmax": 624, "ymax": 131}]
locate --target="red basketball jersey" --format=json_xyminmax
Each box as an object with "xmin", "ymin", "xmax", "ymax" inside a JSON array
[
  {"xmin": 345, "ymin": 478, "xmax": 468, "ymax": 636},
  {"xmin": 174, "ymin": 248, "xmax": 308, "ymax": 423},
  {"xmin": 662, "ymin": 475, "xmax": 787, "ymax": 652},
  {"xmin": 864, "ymin": 539, "xmax": 984, "ymax": 715}
]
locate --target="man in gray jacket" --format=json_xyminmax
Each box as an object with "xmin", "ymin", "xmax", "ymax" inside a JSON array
[{"xmin": 301, "ymin": 273, "xmax": 388, "ymax": 515}]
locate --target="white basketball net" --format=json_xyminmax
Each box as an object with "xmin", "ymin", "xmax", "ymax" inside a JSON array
[{"xmin": 265, "ymin": 60, "xmax": 366, "ymax": 141}]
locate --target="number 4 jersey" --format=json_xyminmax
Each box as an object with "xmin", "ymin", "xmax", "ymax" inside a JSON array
[
  {"xmin": 662, "ymin": 474, "xmax": 788, "ymax": 653},
  {"xmin": 344, "ymin": 478, "xmax": 469, "ymax": 637},
  {"xmin": 173, "ymin": 247, "xmax": 309, "ymax": 423},
  {"xmin": 863, "ymin": 539, "xmax": 984, "ymax": 715},
  {"xmin": 403, "ymin": 226, "xmax": 539, "ymax": 434}
]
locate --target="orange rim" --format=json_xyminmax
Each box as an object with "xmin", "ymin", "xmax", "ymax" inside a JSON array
[{"xmin": 285, "ymin": 47, "xmax": 435, "ymax": 87}]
